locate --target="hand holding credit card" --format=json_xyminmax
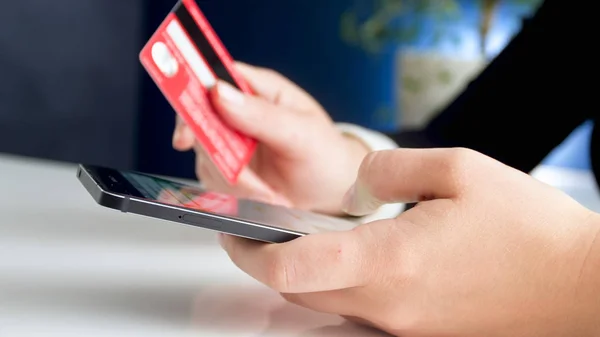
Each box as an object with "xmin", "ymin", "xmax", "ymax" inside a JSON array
[{"xmin": 139, "ymin": 0, "xmax": 255, "ymax": 184}]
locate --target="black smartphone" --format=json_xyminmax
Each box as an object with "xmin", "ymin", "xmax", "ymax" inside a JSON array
[{"xmin": 77, "ymin": 164, "xmax": 357, "ymax": 243}]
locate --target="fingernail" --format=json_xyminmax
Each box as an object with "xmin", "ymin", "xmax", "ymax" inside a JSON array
[
  {"xmin": 341, "ymin": 184, "xmax": 356, "ymax": 213},
  {"xmin": 216, "ymin": 81, "xmax": 244, "ymax": 105},
  {"xmin": 341, "ymin": 182, "xmax": 380, "ymax": 216}
]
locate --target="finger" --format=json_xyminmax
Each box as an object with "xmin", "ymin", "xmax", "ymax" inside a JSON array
[
  {"xmin": 172, "ymin": 115, "xmax": 195, "ymax": 151},
  {"xmin": 342, "ymin": 148, "xmax": 477, "ymax": 216},
  {"xmin": 233, "ymin": 62, "xmax": 320, "ymax": 109},
  {"xmin": 210, "ymin": 80, "xmax": 308, "ymax": 153},
  {"xmin": 196, "ymin": 157, "xmax": 222, "ymax": 190},
  {"xmin": 194, "ymin": 145, "xmax": 291, "ymax": 206},
  {"xmin": 281, "ymin": 290, "xmax": 358, "ymax": 317},
  {"xmin": 194, "ymin": 143, "xmax": 243, "ymax": 192},
  {"xmin": 219, "ymin": 229, "xmax": 368, "ymax": 293},
  {"xmin": 198, "ymin": 162, "xmax": 288, "ymax": 206}
]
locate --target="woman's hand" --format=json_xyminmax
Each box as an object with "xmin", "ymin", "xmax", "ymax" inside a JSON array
[
  {"xmin": 172, "ymin": 62, "xmax": 370, "ymax": 215},
  {"xmin": 220, "ymin": 148, "xmax": 600, "ymax": 336}
]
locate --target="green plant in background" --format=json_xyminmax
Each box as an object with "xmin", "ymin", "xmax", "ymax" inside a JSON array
[
  {"xmin": 341, "ymin": 0, "xmax": 460, "ymax": 53},
  {"xmin": 341, "ymin": 0, "xmax": 544, "ymax": 56}
]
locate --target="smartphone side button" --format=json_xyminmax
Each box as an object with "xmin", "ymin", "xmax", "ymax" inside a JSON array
[{"xmin": 181, "ymin": 214, "xmax": 224, "ymax": 230}]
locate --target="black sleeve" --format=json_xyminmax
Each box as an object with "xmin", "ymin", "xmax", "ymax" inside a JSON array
[{"xmin": 388, "ymin": 0, "xmax": 592, "ymax": 174}]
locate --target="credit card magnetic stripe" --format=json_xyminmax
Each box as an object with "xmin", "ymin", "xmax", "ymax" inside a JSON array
[{"xmin": 173, "ymin": 3, "xmax": 239, "ymax": 89}]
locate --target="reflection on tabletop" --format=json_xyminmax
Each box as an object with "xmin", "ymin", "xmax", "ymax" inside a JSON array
[
  {"xmin": 191, "ymin": 286, "xmax": 386, "ymax": 336},
  {"xmin": 2, "ymin": 276, "xmax": 385, "ymax": 337}
]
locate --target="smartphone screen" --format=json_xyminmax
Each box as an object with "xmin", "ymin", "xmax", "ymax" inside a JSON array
[{"xmin": 116, "ymin": 170, "xmax": 357, "ymax": 235}]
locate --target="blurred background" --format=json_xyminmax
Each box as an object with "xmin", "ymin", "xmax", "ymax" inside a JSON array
[{"xmin": 0, "ymin": 0, "xmax": 591, "ymax": 180}]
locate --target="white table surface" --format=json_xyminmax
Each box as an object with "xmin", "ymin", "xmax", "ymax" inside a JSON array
[
  {"xmin": 0, "ymin": 155, "xmax": 387, "ymax": 337},
  {"xmin": 1, "ymin": 154, "xmax": 599, "ymax": 337}
]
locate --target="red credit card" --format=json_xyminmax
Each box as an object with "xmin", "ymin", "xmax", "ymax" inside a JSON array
[{"xmin": 139, "ymin": 0, "xmax": 256, "ymax": 184}]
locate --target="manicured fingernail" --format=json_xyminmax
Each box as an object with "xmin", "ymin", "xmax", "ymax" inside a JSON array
[
  {"xmin": 341, "ymin": 184, "xmax": 357, "ymax": 213},
  {"xmin": 217, "ymin": 81, "xmax": 244, "ymax": 105},
  {"xmin": 342, "ymin": 182, "xmax": 380, "ymax": 216}
]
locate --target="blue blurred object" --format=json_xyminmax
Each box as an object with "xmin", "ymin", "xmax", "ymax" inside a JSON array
[{"xmin": 542, "ymin": 121, "xmax": 593, "ymax": 170}]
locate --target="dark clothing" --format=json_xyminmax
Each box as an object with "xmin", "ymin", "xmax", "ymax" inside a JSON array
[{"xmin": 390, "ymin": 0, "xmax": 598, "ymax": 187}]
